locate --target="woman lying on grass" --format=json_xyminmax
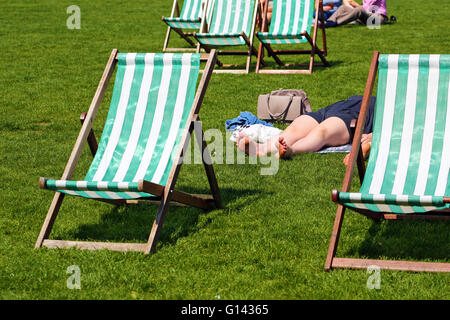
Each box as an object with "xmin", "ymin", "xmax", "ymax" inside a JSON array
[{"xmin": 236, "ymin": 95, "xmax": 374, "ymax": 162}]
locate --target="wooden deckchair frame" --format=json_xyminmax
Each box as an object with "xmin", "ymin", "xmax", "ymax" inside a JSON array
[
  {"xmin": 194, "ymin": 0, "xmax": 264, "ymax": 74},
  {"xmin": 36, "ymin": 49, "xmax": 222, "ymax": 254},
  {"xmin": 324, "ymin": 51, "xmax": 450, "ymax": 273},
  {"xmin": 256, "ymin": 0, "xmax": 329, "ymax": 74},
  {"xmin": 162, "ymin": 0, "xmax": 205, "ymax": 52}
]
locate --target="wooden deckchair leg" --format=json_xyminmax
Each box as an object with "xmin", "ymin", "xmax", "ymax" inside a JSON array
[
  {"xmin": 304, "ymin": 33, "xmax": 329, "ymax": 67},
  {"xmin": 163, "ymin": 26, "xmax": 172, "ymax": 52},
  {"xmin": 80, "ymin": 112, "xmax": 98, "ymax": 156},
  {"xmin": 35, "ymin": 192, "xmax": 65, "ymax": 248},
  {"xmin": 324, "ymin": 204, "xmax": 346, "ymax": 271},
  {"xmin": 263, "ymin": 42, "xmax": 283, "ymax": 66},
  {"xmin": 349, "ymin": 119, "xmax": 366, "ymax": 184},
  {"xmin": 256, "ymin": 42, "xmax": 264, "ymax": 73},
  {"xmin": 193, "ymin": 119, "xmax": 222, "ymax": 208}
]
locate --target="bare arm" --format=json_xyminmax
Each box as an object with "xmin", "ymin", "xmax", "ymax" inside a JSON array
[{"xmin": 343, "ymin": 0, "xmax": 361, "ymax": 8}]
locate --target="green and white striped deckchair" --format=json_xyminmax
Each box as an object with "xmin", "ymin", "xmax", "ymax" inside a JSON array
[
  {"xmin": 256, "ymin": 0, "xmax": 329, "ymax": 74},
  {"xmin": 194, "ymin": 0, "xmax": 260, "ymax": 73},
  {"xmin": 37, "ymin": 49, "xmax": 221, "ymax": 254},
  {"xmin": 162, "ymin": 0, "xmax": 208, "ymax": 52},
  {"xmin": 325, "ymin": 52, "xmax": 450, "ymax": 273}
]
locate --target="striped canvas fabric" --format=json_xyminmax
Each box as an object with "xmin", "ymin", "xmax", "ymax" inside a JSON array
[
  {"xmin": 257, "ymin": 0, "xmax": 314, "ymax": 44},
  {"xmin": 44, "ymin": 53, "xmax": 201, "ymax": 200},
  {"xmin": 164, "ymin": 0, "xmax": 206, "ymax": 29},
  {"xmin": 195, "ymin": 0, "xmax": 256, "ymax": 46},
  {"xmin": 338, "ymin": 54, "xmax": 450, "ymax": 214}
]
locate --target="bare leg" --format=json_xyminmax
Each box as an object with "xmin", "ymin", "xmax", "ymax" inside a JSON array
[
  {"xmin": 237, "ymin": 115, "xmax": 319, "ymax": 156},
  {"xmin": 286, "ymin": 117, "xmax": 350, "ymax": 156}
]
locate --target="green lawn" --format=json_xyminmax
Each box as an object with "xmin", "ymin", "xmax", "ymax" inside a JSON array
[{"xmin": 0, "ymin": 0, "xmax": 449, "ymax": 300}]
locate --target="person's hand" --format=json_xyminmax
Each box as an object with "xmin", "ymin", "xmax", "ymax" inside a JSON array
[
  {"xmin": 323, "ymin": 5, "xmax": 334, "ymax": 11},
  {"xmin": 361, "ymin": 133, "xmax": 372, "ymax": 145},
  {"xmin": 342, "ymin": 133, "xmax": 372, "ymax": 166}
]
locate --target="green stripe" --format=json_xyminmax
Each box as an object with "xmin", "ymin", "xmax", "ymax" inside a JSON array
[
  {"xmin": 426, "ymin": 55, "xmax": 450, "ymax": 194},
  {"xmin": 402, "ymin": 55, "xmax": 430, "ymax": 194},
  {"xmin": 85, "ymin": 53, "xmax": 127, "ymax": 180},
  {"xmin": 102, "ymin": 53, "xmax": 144, "ymax": 181},
  {"xmin": 122, "ymin": 54, "xmax": 163, "ymax": 181},
  {"xmin": 145, "ymin": 55, "xmax": 182, "ymax": 182},
  {"xmin": 288, "ymin": 0, "xmax": 296, "ymax": 34},
  {"xmin": 379, "ymin": 55, "xmax": 407, "ymax": 212},
  {"xmin": 159, "ymin": 54, "xmax": 200, "ymax": 185}
]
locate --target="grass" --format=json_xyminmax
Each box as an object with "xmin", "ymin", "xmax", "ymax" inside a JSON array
[{"xmin": 0, "ymin": 0, "xmax": 449, "ymax": 300}]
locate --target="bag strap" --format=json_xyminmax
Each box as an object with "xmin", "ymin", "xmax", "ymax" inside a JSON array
[{"xmin": 266, "ymin": 94, "xmax": 294, "ymax": 120}]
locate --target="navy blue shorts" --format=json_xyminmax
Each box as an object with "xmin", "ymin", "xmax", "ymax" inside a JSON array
[{"xmin": 305, "ymin": 95, "xmax": 375, "ymax": 139}]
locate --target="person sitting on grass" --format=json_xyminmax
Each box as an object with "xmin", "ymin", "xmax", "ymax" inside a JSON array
[
  {"xmin": 324, "ymin": 0, "xmax": 388, "ymax": 28},
  {"xmin": 262, "ymin": 0, "xmax": 342, "ymax": 25},
  {"xmin": 236, "ymin": 95, "xmax": 375, "ymax": 160},
  {"xmin": 314, "ymin": 0, "xmax": 342, "ymax": 21}
]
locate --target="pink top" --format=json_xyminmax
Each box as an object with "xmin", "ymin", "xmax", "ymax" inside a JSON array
[{"xmin": 363, "ymin": 0, "xmax": 387, "ymax": 17}]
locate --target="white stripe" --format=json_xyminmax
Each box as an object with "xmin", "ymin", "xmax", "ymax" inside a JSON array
[
  {"xmin": 213, "ymin": 0, "xmax": 224, "ymax": 33},
  {"xmin": 347, "ymin": 193, "xmax": 367, "ymax": 209},
  {"xmin": 300, "ymin": 0, "xmax": 311, "ymax": 33},
  {"xmin": 397, "ymin": 206, "xmax": 415, "ymax": 213},
  {"xmin": 222, "ymin": 0, "xmax": 233, "ymax": 33},
  {"xmin": 392, "ymin": 55, "xmax": 420, "ymax": 194},
  {"xmin": 435, "ymin": 63, "xmax": 450, "ymax": 196},
  {"xmin": 376, "ymin": 204, "xmax": 392, "ymax": 212},
  {"xmin": 133, "ymin": 54, "xmax": 174, "ymax": 181},
  {"xmin": 182, "ymin": 0, "xmax": 193, "ymax": 19},
  {"xmin": 369, "ymin": 54, "xmax": 399, "ymax": 194},
  {"xmin": 240, "ymin": 0, "xmax": 252, "ymax": 36},
  {"xmin": 349, "ymin": 193, "xmax": 362, "ymax": 202},
  {"xmin": 414, "ymin": 55, "xmax": 440, "ymax": 195},
  {"xmin": 272, "ymin": 0, "xmax": 283, "ymax": 34},
  {"xmin": 76, "ymin": 181, "xmax": 88, "ymax": 189},
  {"xmin": 291, "ymin": 0, "xmax": 302, "ymax": 35},
  {"xmin": 152, "ymin": 55, "xmax": 192, "ymax": 184},
  {"xmin": 103, "ymin": 192, "xmax": 123, "ymax": 199},
  {"xmin": 422, "ymin": 206, "xmax": 439, "ymax": 211},
  {"xmin": 96, "ymin": 181, "xmax": 109, "ymax": 190},
  {"xmin": 372, "ymin": 194, "xmax": 385, "ymax": 203},
  {"xmin": 192, "ymin": 0, "xmax": 201, "ymax": 19},
  {"xmin": 113, "ymin": 54, "xmax": 155, "ymax": 182},
  {"xmin": 93, "ymin": 53, "xmax": 136, "ymax": 181},
  {"xmin": 419, "ymin": 195, "xmax": 434, "ymax": 205},
  {"xmin": 231, "ymin": 0, "xmax": 242, "ymax": 33},
  {"xmin": 395, "ymin": 194, "xmax": 410, "ymax": 204},
  {"xmin": 84, "ymin": 190, "xmax": 102, "ymax": 198},
  {"xmin": 281, "ymin": 0, "xmax": 292, "ymax": 35},
  {"xmin": 55, "ymin": 180, "xmax": 67, "ymax": 188},
  {"xmin": 125, "ymin": 192, "xmax": 145, "ymax": 198},
  {"xmin": 353, "ymin": 203, "xmax": 368, "ymax": 210}
]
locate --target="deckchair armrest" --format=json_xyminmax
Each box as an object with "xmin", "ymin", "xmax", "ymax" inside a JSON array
[
  {"xmin": 39, "ymin": 177, "xmax": 49, "ymax": 189},
  {"xmin": 331, "ymin": 190, "xmax": 339, "ymax": 202},
  {"xmin": 80, "ymin": 112, "xmax": 98, "ymax": 156}
]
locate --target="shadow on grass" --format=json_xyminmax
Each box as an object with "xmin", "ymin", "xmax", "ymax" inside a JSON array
[
  {"xmin": 346, "ymin": 217, "xmax": 449, "ymax": 262},
  {"xmin": 65, "ymin": 187, "xmax": 262, "ymax": 250},
  {"xmin": 256, "ymin": 59, "xmax": 343, "ymax": 73}
]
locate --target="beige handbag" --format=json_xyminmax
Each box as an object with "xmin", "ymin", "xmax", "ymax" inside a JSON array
[{"xmin": 257, "ymin": 89, "xmax": 312, "ymax": 123}]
